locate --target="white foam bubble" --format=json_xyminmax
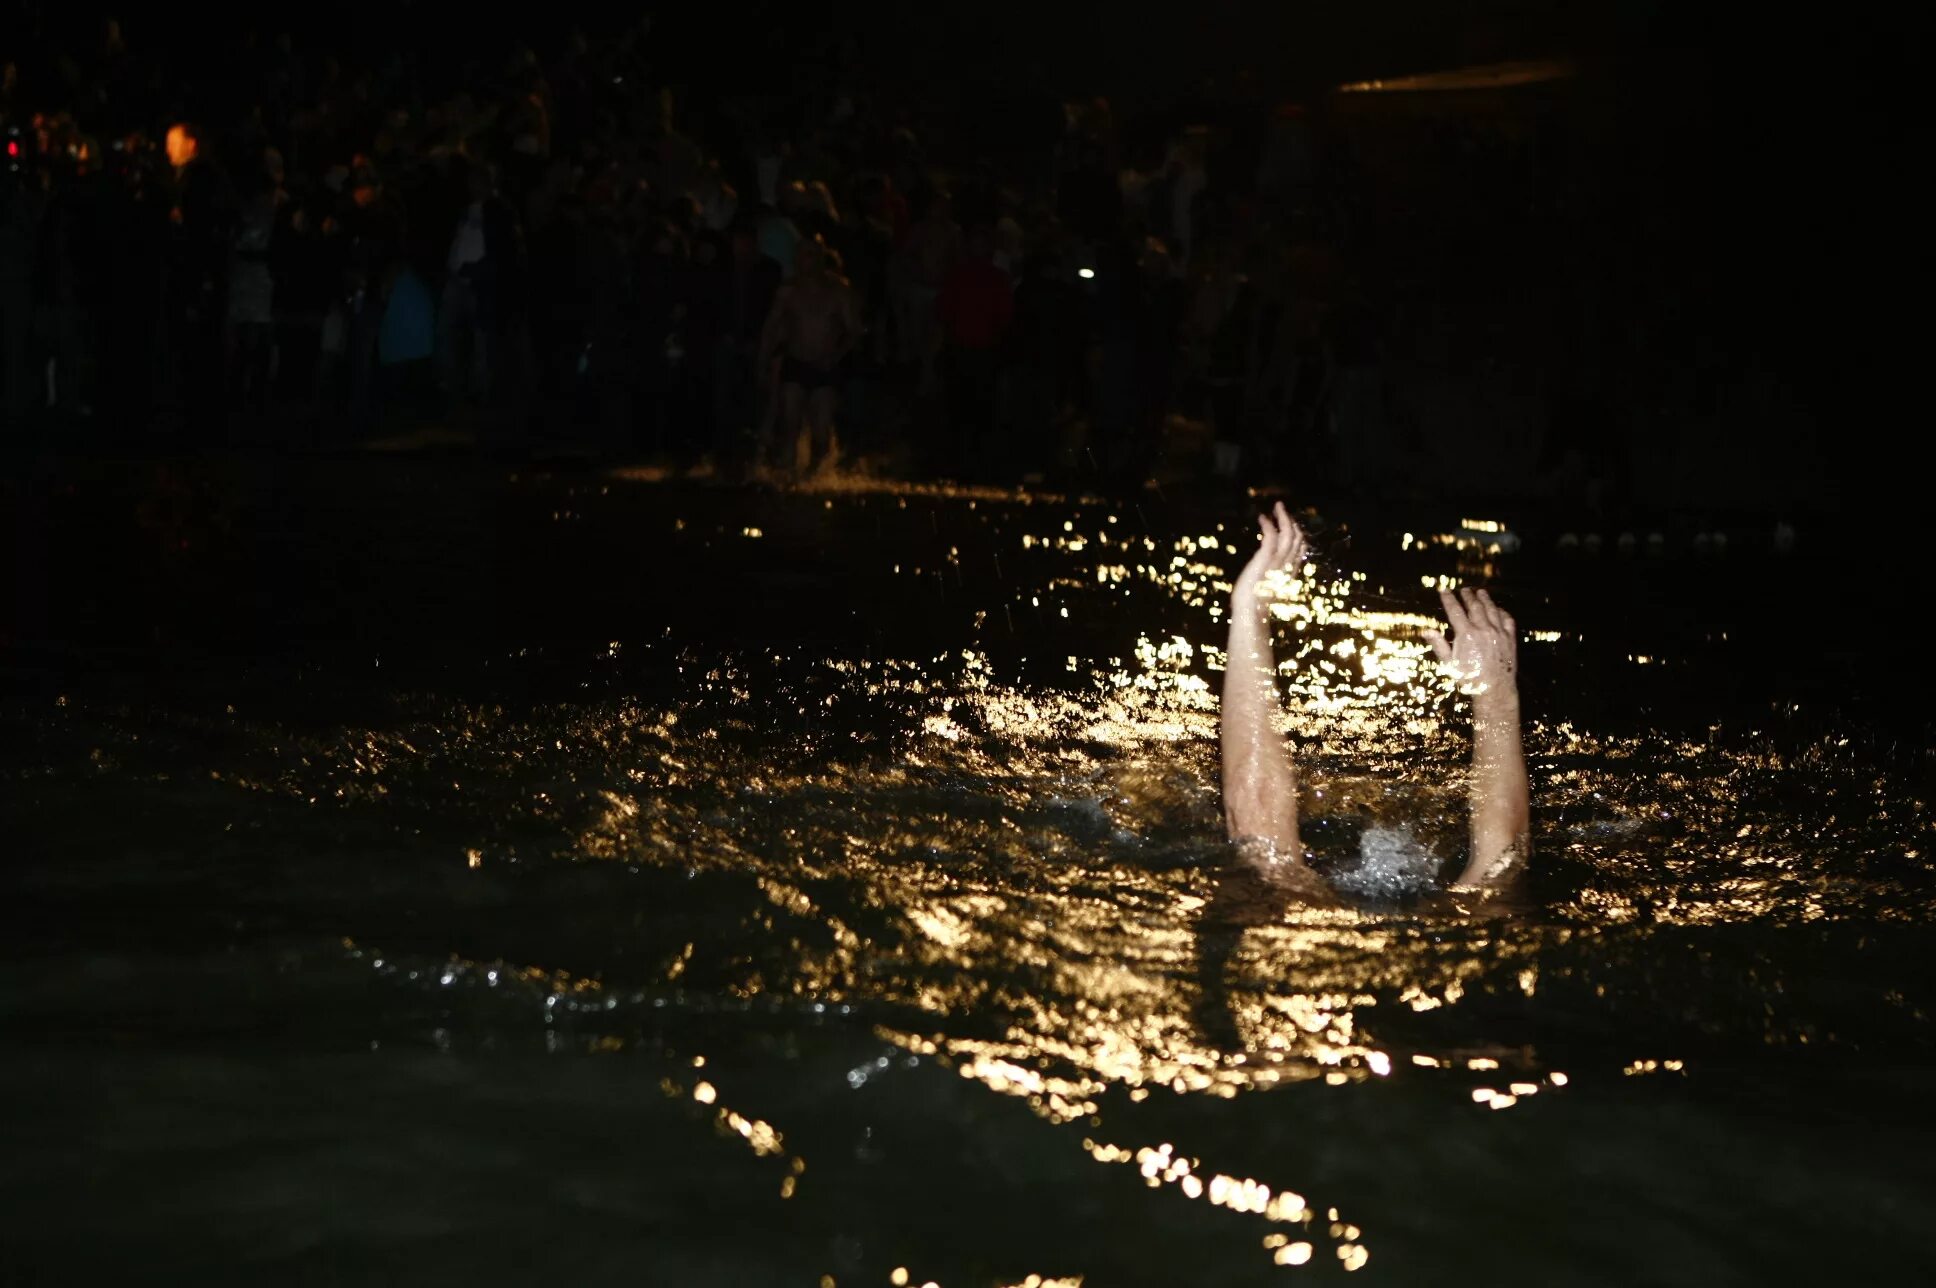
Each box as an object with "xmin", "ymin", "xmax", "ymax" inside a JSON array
[{"xmin": 1328, "ymin": 824, "xmax": 1442, "ymax": 898}]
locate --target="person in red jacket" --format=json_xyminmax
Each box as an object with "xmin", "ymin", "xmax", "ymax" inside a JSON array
[{"xmin": 936, "ymin": 223, "xmax": 1013, "ymax": 477}]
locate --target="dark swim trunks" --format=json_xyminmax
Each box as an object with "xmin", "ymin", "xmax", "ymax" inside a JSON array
[{"xmin": 781, "ymin": 356, "xmax": 839, "ymax": 391}]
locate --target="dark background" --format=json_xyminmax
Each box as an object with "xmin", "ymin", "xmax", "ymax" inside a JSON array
[{"xmin": 3, "ymin": 1, "xmax": 1923, "ymax": 518}]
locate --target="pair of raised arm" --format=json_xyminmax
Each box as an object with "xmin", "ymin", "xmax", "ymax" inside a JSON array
[{"xmin": 1220, "ymin": 503, "xmax": 1528, "ymax": 889}]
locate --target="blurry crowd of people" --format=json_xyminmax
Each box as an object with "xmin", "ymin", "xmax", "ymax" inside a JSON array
[{"xmin": 2, "ymin": 13, "xmax": 1657, "ymax": 497}]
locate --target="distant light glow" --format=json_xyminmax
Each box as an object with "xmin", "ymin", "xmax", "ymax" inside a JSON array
[
  {"xmin": 165, "ymin": 123, "xmax": 197, "ymax": 169},
  {"xmin": 1338, "ymin": 59, "xmax": 1576, "ymax": 93}
]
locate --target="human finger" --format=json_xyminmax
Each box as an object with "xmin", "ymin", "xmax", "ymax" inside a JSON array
[
  {"xmin": 1284, "ymin": 520, "xmax": 1306, "ymax": 569},
  {"xmin": 1464, "ymin": 587, "xmax": 1501, "ymax": 637},
  {"xmin": 1439, "ymin": 588, "xmax": 1470, "ymax": 637},
  {"xmin": 1422, "ymin": 629, "xmax": 1453, "ymax": 664},
  {"xmin": 1474, "ymin": 588, "xmax": 1504, "ymax": 632},
  {"xmin": 1269, "ymin": 503, "xmax": 1293, "ymax": 561}
]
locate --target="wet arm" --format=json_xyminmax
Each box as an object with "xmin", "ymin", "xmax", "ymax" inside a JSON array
[
  {"xmin": 1220, "ymin": 505, "xmax": 1304, "ymax": 858},
  {"xmin": 1459, "ymin": 688, "xmax": 1528, "ymax": 887},
  {"xmin": 1221, "ymin": 587, "xmax": 1299, "ymax": 853}
]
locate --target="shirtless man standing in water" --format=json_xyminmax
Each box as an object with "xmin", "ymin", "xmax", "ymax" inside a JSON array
[
  {"xmin": 760, "ymin": 237, "xmax": 861, "ymax": 478},
  {"xmin": 1221, "ymin": 503, "xmax": 1529, "ymax": 893}
]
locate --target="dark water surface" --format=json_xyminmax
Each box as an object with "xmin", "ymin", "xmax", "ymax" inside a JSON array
[{"xmin": 5, "ymin": 458, "xmax": 1933, "ymax": 1285}]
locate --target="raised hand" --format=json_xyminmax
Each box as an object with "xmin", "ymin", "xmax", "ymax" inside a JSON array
[
  {"xmin": 1423, "ymin": 587, "xmax": 1517, "ymax": 702},
  {"xmin": 1428, "ymin": 587, "xmax": 1529, "ymax": 889},
  {"xmin": 1222, "ymin": 500, "xmax": 1308, "ymax": 873},
  {"xmin": 1232, "ymin": 501, "xmax": 1308, "ymax": 610}
]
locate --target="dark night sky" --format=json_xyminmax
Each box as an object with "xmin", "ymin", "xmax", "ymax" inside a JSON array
[{"xmin": 15, "ymin": 1, "xmax": 1914, "ymax": 101}]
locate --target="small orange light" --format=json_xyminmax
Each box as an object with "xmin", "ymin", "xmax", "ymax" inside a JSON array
[{"xmin": 165, "ymin": 124, "xmax": 197, "ymax": 169}]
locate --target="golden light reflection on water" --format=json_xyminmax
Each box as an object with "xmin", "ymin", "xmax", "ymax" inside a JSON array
[
  {"xmin": 106, "ymin": 478, "xmax": 1926, "ymax": 1281},
  {"xmin": 986, "ymin": 512, "xmax": 1470, "ymax": 769},
  {"xmin": 1068, "ymin": 1133, "xmax": 1346, "ymax": 1265},
  {"xmin": 332, "ymin": 496, "xmax": 1580, "ymax": 1276}
]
